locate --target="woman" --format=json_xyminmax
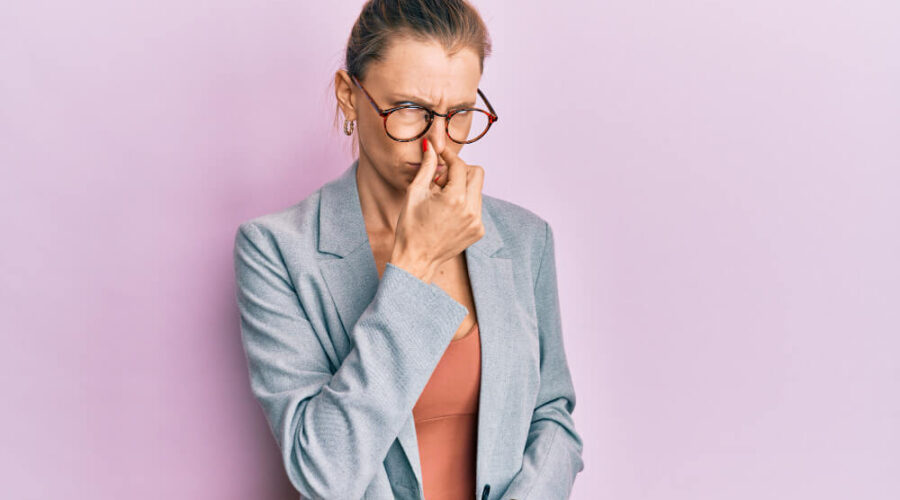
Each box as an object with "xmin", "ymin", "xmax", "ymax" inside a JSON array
[{"xmin": 233, "ymin": 1, "xmax": 584, "ymax": 498}]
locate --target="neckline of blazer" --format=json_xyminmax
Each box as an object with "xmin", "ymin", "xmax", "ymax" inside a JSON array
[{"xmin": 316, "ymin": 158, "xmax": 505, "ymax": 259}]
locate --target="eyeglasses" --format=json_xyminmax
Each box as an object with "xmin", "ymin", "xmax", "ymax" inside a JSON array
[{"xmin": 350, "ymin": 73, "xmax": 499, "ymax": 144}]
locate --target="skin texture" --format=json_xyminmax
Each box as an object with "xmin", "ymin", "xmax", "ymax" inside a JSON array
[{"xmin": 333, "ymin": 37, "xmax": 485, "ymax": 340}]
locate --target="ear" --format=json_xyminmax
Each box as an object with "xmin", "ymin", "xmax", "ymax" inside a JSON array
[{"xmin": 334, "ymin": 70, "xmax": 357, "ymax": 121}]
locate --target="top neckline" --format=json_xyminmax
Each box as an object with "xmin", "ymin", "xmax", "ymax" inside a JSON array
[{"xmin": 449, "ymin": 322, "xmax": 479, "ymax": 344}]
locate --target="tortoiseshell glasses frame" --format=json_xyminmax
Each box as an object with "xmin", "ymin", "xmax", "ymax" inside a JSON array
[{"xmin": 349, "ymin": 73, "xmax": 499, "ymax": 144}]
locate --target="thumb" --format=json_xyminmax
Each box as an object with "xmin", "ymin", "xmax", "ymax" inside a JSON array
[{"xmin": 411, "ymin": 137, "xmax": 439, "ymax": 189}]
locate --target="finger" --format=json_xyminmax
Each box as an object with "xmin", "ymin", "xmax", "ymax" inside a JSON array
[
  {"xmin": 411, "ymin": 138, "xmax": 439, "ymax": 190},
  {"xmin": 439, "ymin": 146, "xmax": 467, "ymax": 195},
  {"xmin": 433, "ymin": 156, "xmax": 453, "ymax": 189},
  {"xmin": 465, "ymin": 165, "xmax": 485, "ymax": 215}
]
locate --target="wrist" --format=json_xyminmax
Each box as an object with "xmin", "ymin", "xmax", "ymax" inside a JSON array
[{"xmin": 389, "ymin": 249, "xmax": 437, "ymax": 284}]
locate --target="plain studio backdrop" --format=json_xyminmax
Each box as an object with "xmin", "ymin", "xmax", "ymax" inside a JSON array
[{"xmin": 1, "ymin": 1, "xmax": 897, "ymax": 498}]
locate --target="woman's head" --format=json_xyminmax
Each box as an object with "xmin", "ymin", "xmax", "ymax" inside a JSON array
[{"xmin": 333, "ymin": 0, "xmax": 493, "ymax": 191}]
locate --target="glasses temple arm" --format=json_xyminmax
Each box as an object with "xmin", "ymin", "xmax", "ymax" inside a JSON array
[
  {"xmin": 350, "ymin": 74, "xmax": 386, "ymax": 115},
  {"xmin": 478, "ymin": 88, "xmax": 499, "ymax": 122}
]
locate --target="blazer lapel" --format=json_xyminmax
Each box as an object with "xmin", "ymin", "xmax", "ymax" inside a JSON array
[{"xmin": 316, "ymin": 159, "xmax": 511, "ymax": 498}]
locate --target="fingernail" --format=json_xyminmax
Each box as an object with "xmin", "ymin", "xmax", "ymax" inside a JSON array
[{"xmin": 422, "ymin": 138, "xmax": 428, "ymax": 152}]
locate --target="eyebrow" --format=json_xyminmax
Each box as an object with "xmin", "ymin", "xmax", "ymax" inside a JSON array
[{"xmin": 389, "ymin": 95, "xmax": 476, "ymax": 109}]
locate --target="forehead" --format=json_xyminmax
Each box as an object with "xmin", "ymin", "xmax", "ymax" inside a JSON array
[{"xmin": 367, "ymin": 37, "xmax": 481, "ymax": 101}]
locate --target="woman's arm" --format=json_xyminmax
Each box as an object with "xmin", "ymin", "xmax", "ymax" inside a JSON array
[
  {"xmin": 497, "ymin": 221, "xmax": 585, "ymax": 499},
  {"xmin": 234, "ymin": 221, "xmax": 469, "ymax": 499}
]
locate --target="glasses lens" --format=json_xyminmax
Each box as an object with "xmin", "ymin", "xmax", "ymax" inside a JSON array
[
  {"xmin": 385, "ymin": 107, "xmax": 430, "ymax": 141},
  {"xmin": 449, "ymin": 110, "xmax": 491, "ymax": 143}
]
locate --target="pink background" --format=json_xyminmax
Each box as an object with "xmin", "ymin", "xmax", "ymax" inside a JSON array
[{"xmin": 2, "ymin": 1, "xmax": 898, "ymax": 498}]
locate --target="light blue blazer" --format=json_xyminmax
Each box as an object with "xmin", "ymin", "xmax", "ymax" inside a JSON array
[{"xmin": 233, "ymin": 159, "xmax": 584, "ymax": 499}]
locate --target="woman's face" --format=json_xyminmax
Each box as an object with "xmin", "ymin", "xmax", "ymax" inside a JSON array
[{"xmin": 337, "ymin": 37, "xmax": 482, "ymax": 191}]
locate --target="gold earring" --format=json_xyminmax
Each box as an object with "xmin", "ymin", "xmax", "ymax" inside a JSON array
[{"xmin": 343, "ymin": 118, "xmax": 355, "ymax": 136}]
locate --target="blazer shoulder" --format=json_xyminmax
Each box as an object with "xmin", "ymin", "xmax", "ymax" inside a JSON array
[
  {"xmin": 234, "ymin": 189, "xmax": 322, "ymax": 259},
  {"xmin": 483, "ymin": 193, "xmax": 550, "ymax": 229}
]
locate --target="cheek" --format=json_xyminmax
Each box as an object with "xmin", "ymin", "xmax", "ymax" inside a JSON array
[
  {"xmin": 390, "ymin": 140, "xmax": 419, "ymax": 165},
  {"xmin": 358, "ymin": 121, "xmax": 392, "ymax": 160},
  {"xmin": 360, "ymin": 122, "xmax": 419, "ymax": 172},
  {"xmin": 364, "ymin": 119, "xmax": 399, "ymax": 150}
]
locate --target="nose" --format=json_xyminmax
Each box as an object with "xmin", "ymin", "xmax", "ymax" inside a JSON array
[{"xmin": 424, "ymin": 115, "xmax": 448, "ymax": 164}]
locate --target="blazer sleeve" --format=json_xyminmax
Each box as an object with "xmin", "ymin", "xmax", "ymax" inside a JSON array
[
  {"xmin": 233, "ymin": 222, "xmax": 469, "ymax": 500},
  {"xmin": 497, "ymin": 221, "xmax": 585, "ymax": 499}
]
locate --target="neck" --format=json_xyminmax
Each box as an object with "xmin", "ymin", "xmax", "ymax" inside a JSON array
[{"xmin": 355, "ymin": 153, "xmax": 408, "ymax": 237}]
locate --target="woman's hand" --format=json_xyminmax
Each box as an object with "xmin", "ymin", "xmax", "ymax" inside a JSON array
[{"xmin": 389, "ymin": 138, "xmax": 485, "ymax": 284}]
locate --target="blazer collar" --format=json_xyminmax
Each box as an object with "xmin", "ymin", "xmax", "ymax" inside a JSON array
[
  {"xmin": 315, "ymin": 158, "xmax": 514, "ymax": 497},
  {"xmin": 318, "ymin": 158, "xmax": 503, "ymax": 258}
]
